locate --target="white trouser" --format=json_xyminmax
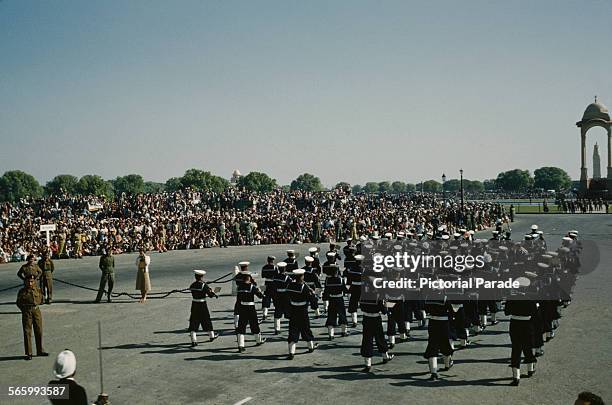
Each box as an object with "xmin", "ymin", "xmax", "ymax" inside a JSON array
[
  {"xmin": 528, "ymin": 363, "xmax": 535, "ymax": 372},
  {"xmin": 405, "ymin": 321, "xmax": 411, "ymax": 331},
  {"xmin": 234, "ymin": 315, "xmax": 239, "ymax": 329},
  {"xmin": 443, "ymin": 355, "xmax": 452, "ymax": 368},
  {"xmin": 274, "ymin": 318, "xmax": 281, "ymax": 331},
  {"xmin": 351, "ymin": 312, "xmax": 358, "ymax": 324},
  {"xmin": 238, "ymin": 334, "xmax": 245, "ymax": 347},
  {"xmin": 328, "ymin": 326, "xmax": 335, "ymax": 337},
  {"xmin": 449, "ymin": 339, "xmax": 455, "ymax": 350},
  {"xmin": 389, "ymin": 335, "xmax": 396, "ymax": 345},
  {"xmin": 428, "ymin": 357, "xmax": 438, "ymax": 374},
  {"xmin": 288, "ymin": 342, "xmax": 296, "ymax": 355},
  {"xmin": 256, "ymin": 333, "xmax": 264, "ymax": 344},
  {"xmin": 512, "ymin": 367, "xmax": 520, "ymax": 380},
  {"xmin": 480, "ymin": 314, "xmax": 487, "ymax": 326},
  {"xmin": 190, "ymin": 331, "xmax": 197, "ymax": 343},
  {"xmin": 263, "ymin": 308, "xmax": 268, "ymax": 317},
  {"xmin": 364, "ymin": 357, "xmax": 372, "ymax": 367},
  {"xmin": 308, "ymin": 341, "xmax": 315, "ymax": 350}
]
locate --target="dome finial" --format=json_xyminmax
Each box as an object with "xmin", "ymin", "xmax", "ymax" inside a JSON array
[{"xmin": 594, "ymin": 95, "xmax": 597, "ymax": 103}]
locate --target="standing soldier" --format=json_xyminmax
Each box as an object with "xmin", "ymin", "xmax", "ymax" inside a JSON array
[
  {"xmin": 17, "ymin": 254, "xmax": 42, "ymax": 282},
  {"xmin": 286, "ymin": 269, "xmax": 317, "ymax": 359},
  {"xmin": 16, "ymin": 274, "xmax": 48, "ymax": 360},
  {"xmin": 95, "ymin": 249, "xmax": 114, "ymax": 303},
  {"xmin": 236, "ymin": 267, "xmax": 266, "ymax": 352},
  {"xmin": 359, "ymin": 296, "xmax": 394, "ymax": 372},
  {"xmin": 218, "ymin": 221, "xmax": 227, "ymax": 248},
  {"xmin": 73, "ymin": 230, "xmax": 83, "ymax": 259},
  {"xmin": 188, "ymin": 270, "xmax": 218, "ymax": 346},
  {"xmin": 261, "ymin": 256, "xmax": 278, "ymax": 321},
  {"xmin": 38, "ymin": 251, "xmax": 54, "ymax": 304}
]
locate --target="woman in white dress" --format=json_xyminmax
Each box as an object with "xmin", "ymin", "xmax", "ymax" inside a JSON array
[{"xmin": 135, "ymin": 248, "xmax": 151, "ymax": 303}]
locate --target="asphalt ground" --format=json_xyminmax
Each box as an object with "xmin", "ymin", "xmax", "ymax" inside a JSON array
[{"xmin": 0, "ymin": 214, "xmax": 611, "ymax": 405}]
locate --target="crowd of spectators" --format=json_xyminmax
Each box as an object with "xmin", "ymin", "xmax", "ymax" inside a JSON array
[{"xmin": 1, "ymin": 189, "xmax": 509, "ymax": 263}]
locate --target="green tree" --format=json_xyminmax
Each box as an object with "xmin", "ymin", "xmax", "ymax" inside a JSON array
[
  {"xmin": 405, "ymin": 183, "xmax": 416, "ymax": 192},
  {"xmin": 335, "ymin": 182, "xmax": 351, "ymax": 192},
  {"xmin": 76, "ymin": 175, "xmax": 113, "ymax": 197},
  {"xmin": 378, "ymin": 181, "xmax": 391, "ymax": 193},
  {"xmin": 496, "ymin": 169, "xmax": 534, "ymax": 192},
  {"xmin": 534, "ymin": 167, "xmax": 572, "ymax": 191},
  {"xmin": 465, "ymin": 180, "xmax": 484, "ymax": 192},
  {"xmin": 351, "ymin": 184, "xmax": 363, "ymax": 193},
  {"xmin": 0, "ymin": 170, "xmax": 43, "ymax": 202},
  {"xmin": 391, "ymin": 181, "xmax": 407, "ymax": 193},
  {"xmin": 443, "ymin": 179, "xmax": 461, "ymax": 192},
  {"xmin": 180, "ymin": 169, "xmax": 229, "ymax": 193},
  {"xmin": 363, "ymin": 182, "xmax": 379, "ymax": 193},
  {"xmin": 483, "ymin": 179, "xmax": 497, "ymax": 191},
  {"xmin": 422, "ymin": 180, "xmax": 442, "ymax": 192},
  {"xmin": 45, "ymin": 174, "xmax": 79, "ymax": 195},
  {"xmin": 143, "ymin": 181, "xmax": 165, "ymax": 194},
  {"xmin": 165, "ymin": 177, "xmax": 183, "ymax": 192},
  {"xmin": 290, "ymin": 173, "xmax": 323, "ymax": 192},
  {"xmin": 238, "ymin": 172, "xmax": 278, "ymax": 192},
  {"xmin": 113, "ymin": 174, "xmax": 145, "ymax": 195}
]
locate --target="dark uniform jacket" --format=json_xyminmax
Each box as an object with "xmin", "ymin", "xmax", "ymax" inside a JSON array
[
  {"xmin": 189, "ymin": 280, "xmax": 217, "ymax": 300},
  {"xmin": 16, "ymin": 286, "xmax": 43, "ymax": 310},
  {"xmin": 287, "ymin": 282, "xmax": 313, "ymax": 305},
  {"xmin": 98, "ymin": 255, "xmax": 114, "ymax": 272},
  {"xmin": 322, "ymin": 276, "xmax": 347, "ymax": 300},
  {"xmin": 48, "ymin": 378, "xmax": 88, "ymax": 405},
  {"xmin": 17, "ymin": 263, "xmax": 42, "ymax": 281}
]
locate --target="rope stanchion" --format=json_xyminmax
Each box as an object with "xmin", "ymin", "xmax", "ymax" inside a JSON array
[{"xmin": 51, "ymin": 271, "xmax": 235, "ymax": 300}]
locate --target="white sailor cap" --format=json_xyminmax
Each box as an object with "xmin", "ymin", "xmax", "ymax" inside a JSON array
[
  {"xmin": 355, "ymin": 254, "xmax": 365, "ymax": 261},
  {"xmin": 372, "ymin": 235, "xmax": 380, "ymax": 240},
  {"xmin": 238, "ymin": 261, "xmax": 250, "ymax": 267},
  {"xmin": 398, "ymin": 231, "xmax": 405, "ymax": 236},
  {"xmin": 408, "ymin": 242, "xmax": 418, "ymax": 247},
  {"xmin": 569, "ymin": 232, "xmax": 577, "ymax": 238},
  {"xmin": 286, "ymin": 249, "xmax": 296, "ymax": 255},
  {"xmin": 293, "ymin": 269, "xmax": 306, "ymax": 275},
  {"xmin": 569, "ymin": 230, "xmax": 579, "ymax": 234},
  {"xmin": 53, "ymin": 350, "xmax": 77, "ymax": 379},
  {"xmin": 515, "ymin": 276, "xmax": 531, "ymax": 288},
  {"xmin": 547, "ymin": 251, "xmax": 558, "ymax": 257},
  {"xmin": 453, "ymin": 232, "xmax": 461, "ymax": 237},
  {"xmin": 459, "ymin": 228, "xmax": 467, "ymax": 233},
  {"xmin": 194, "ymin": 269, "xmax": 206, "ymax": 276},
  {"xmin": 394, "ymin": 244, "xmax": 403, "ymax": 250},
  {"xmin": 422, "ymin": 242, "xmax": 430, "ymax": 249},
  {"xmin": 525, "ymin": 271, "xmax": 538, "ymax": 278},
  {"xmin": 308, "ymin": 247, "xmax": 319, "ymax": 253},
  {"xmin": 305, "ymin": 256, "xmax": 314, "ymax": 263},
  {"xmin": 559, "ymin": 247, "xmax": 570, "ymax": 253},
  {"xmin": 537, "ymin": 262, "xmax": 549, "ymax": 269},
  {"xmin": 492, "ymin": 230, "xmax": 499, "ymax": 234},
  {"xmin": 326, "ymin": 252, "xmax": 336, "ymax": 257},
  {"xmin": 541, "ymin": 254, "xmax": 552, "ymax": 259},
  {"xmin": 437, "ymin": 226, "xmax": 445, "ymax": 232},
  {"xmin": 531, "ymin": 224, "xmax": 538, "ymax": 230},
  {"xmin": 537, "ymin": 230, "xmax": 543, "ymax": 235},
  {"xmin": 384, "ymin": 232, "xmax": 393, "ymax": 238},
  {"xmin": 460, "ymin": 243, "xmax": 469, "ymax": 248},
  {"xmin": 441, "ymin": 234, "xmax": 450, "ymax": 240},
  {"xmin": 449, "ymin": 245, "xmax": 459, "ymax": 250},
  {"xmin": 277, "ymin": 262, "xmax": 288, "ymax": 268},
  {"xmin": 359, "ymin": 235, "xmax": 368, "ymax": 241},
  {"xmin": 468, "ymin": 230, "xmax": 475, "ymax": 235},
  {"xmin": 562, "ymin": 237, "xmax": 572, "ymax": 242},
  {"xmin": 498, "ymin": 245, "xmax": 508, "ymax": 251}
]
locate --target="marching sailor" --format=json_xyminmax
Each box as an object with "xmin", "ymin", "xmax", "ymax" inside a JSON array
[
  {"xmin": 188, "ymin": 270, "xmax": 218, "ymax": 346},
  {"xmin": 303, "ymin": 256, "xmax": 322, "ymax": 317},
  {"xmin": 423, "ymin": 287, "xmax": 454, "ymax": 380},
  {"xmin": 346, "ymin": 254, "xmax": 365, "ymax": 327},
  {"xmin": 261, "ymin": 256, "xmax": 278, "ymax": 321},
  {"xmin": 236, "ymin": 266, "xmax": 266, "ymax": 352},
  {"xmin": 286, "ymin": 269, "xmax": 317, "ymax": 359},
  {"xmin": 272, "ymin": 262, "xmax": 291, "ymax": 334},
  {"xmin": 360, "ymin": 295, "xmax": 394, "ymax": 373},
  {"xmin": 322, "ymin": 263, "xmax": 348, "ymax": 340}
]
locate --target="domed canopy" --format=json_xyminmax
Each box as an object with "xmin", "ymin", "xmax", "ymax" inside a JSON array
[
  {"xmin": 582, "ymin": 101, "xmax": 610, "ymax": 121},
  {"xmin": 232, "ymin": 169, "xmax": 241, "ymax": 177}
]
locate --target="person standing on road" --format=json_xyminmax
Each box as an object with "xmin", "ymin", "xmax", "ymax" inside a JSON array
[
  {"xmin": 95, "ymin": 248, "xmax": 114, "ymax": 303},
  {"xmin": 16, "ymin": 274, "xmax": 49, "ymax": 360},
  {"xmin": 135, "ymin": 248, "xmax": 151, "ymax": 303},
  {"xmin": 48, "ymin": 349, "xmax": 88, "ymax": 405},
  {"xmin": 17, "ymin": 254, "xmax": 42, "ymax": 282},
  {"xmin": 188, "ymin": 270, "xmax": 218, "ymax": 346},
  {"xmin": 38, "ymin": 250, "xmax": 54, "ymax": 304}
]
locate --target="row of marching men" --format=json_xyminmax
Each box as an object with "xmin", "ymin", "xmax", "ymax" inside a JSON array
[{"xmin": 185, "ymin": 228, "xmax": 581, "ymax": 384}]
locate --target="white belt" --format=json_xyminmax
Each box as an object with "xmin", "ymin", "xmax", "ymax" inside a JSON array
[
  {"xmin": 351, "ymin": 282, "xmax": 362, "ymax": 286},
  {"xmin": 328, "ymin": 293, "xmax": 343, "ymax": 298},
  {"xmin": 240, "ymin": 301, "xmax": 255, "ymax": 306},
  {"xmin": 511, "ymin": 315, "xmax": 531, "ymax": 321},
  {"xmin": 291, "ymin": 301, "xmax": 308, "ymax": 306},
  {"xmin": 276, "ymin": 289, "xmax": 287, "ymax": 292},
  {"xmin": 362, "ymin": 312, "xmax": 381, "ymax": 317},
  {"xmin": 429, "ymin": 315, "xmax": 448, "ymax": 321},
  {"xmin": 192, "ymin": 298, "xmax": 207, "ymax": 303}
]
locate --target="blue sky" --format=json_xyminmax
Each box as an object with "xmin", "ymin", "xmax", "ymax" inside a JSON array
[{"xmin": 1, "ymin": 0, "xmax": 611, "ymax": 186}]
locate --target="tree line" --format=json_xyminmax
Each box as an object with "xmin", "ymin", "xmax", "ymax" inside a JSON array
[{"xmin": 0, "ymin": 167, "xmax": 573, "ymax": 202}]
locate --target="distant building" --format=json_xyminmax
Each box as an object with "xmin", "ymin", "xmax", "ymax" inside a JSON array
[
  {"xmin": 231, "ymin": 169, "xmax": 242, "ymax": 184},
  {"xmin": 593, "ymin": 143, "xmax": 601, "ymax": 179}
]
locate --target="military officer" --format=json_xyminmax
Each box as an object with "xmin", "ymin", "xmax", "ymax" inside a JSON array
[
  {"xmin": 286, "ymin": 269, "xmax": 317, "ymax": 359},
  {"xmin": 94, "ymin": 249, "xmax": 114, "ymax": 303},
  {"xmin": 16, "ymin": 274, "xmax": 48, "ymax": 360},
  {"xmin": 188, "ymin": 270, "xmax": 218, "ymax": 346},
  {"xmin": 38, "ymin": 250, "xmax": 55, "ymax": 304},
  {"xmin": 17, "ymin": 254, "xmax": 42, "ymax": 282}
]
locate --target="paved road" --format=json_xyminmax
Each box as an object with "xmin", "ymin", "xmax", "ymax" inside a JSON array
[{"xmin": 0, "ymin": 214, "xmax": 610, "ymax": 405}]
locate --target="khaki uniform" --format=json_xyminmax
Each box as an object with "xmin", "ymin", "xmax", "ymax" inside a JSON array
[
  {"xmin": 17, "ymin": 263, "xmax": 42, "ymax": 282},
  {"xmin": 38, "ymin": 258, "xmax": 55, "ymax": 303},
  {"xmin": 16, "ymin": 286, "xmax": 44, "ymax": 355}
]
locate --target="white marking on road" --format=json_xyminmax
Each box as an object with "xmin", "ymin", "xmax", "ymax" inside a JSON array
[{"xmin": 233, "ymin": 397, "xmax": 252, "ymax": 405}]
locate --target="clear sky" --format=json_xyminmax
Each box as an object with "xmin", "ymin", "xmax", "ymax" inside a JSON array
[{"xmin": 1, "ymin": 0, "xmax": 611, "ymax": 187}]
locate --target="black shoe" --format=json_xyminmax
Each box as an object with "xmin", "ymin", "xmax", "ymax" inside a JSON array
[
  {"xmin": 328, "ymin": 336, "xmax": 334, "ymax": 341},
  {"xmin": 342, "ymin": 332, "xmax": 349, "ymax": 337},
  {"xmin": 389, "ymin": 343, "xmax": 395, "ymax": 349},
  {"xmin": 429, "ymin": 373, "xmax": 439, "ymax": 381},
  {"xmin": 443, "ymin": 360, "xmax": 454, "ymax": 371},
  {"xmin": 191, "ymin": 342, "xmax": 197, "ymax": 347},
  {"xmin": 308, "ymin": 343, "xmax": 319, "ymax": 353},
  {"xmin": 546, "ymin": 336, "xmax": 553, "ymax": 342},
  {"xmin": 491, "ymin": 321, "xmax": 499, "ymax": 325},
  {"xmin": 382, "ymin": 354, "xmax": 395, "ymax": 364},
  {"xmin": 24, "ymin": 355, "xmax": 32, "ymax": 361},
  {"xmin": 256, "ymin": 338, "xmax": 267, "ymax": 346},
  {"xmin": 45, "ymin": 299, "xmax": 51, "ymax": 305},
  {"xmin": 107, "ymin": 296, "xmax": 111, "ymax": 303},
  {"xmin": 362, "ymin": 366, "xmax": 372, "ymax": 373},
  {"xmin": 37, "ymin": 352, "xmax": 49, "ymax": 357},
  {"xmin": 274, "ymin": 330, "xmax": 280, "ymax": 335},
  {"xmin": 527, "ymin": 370, "xmax": 535, "ymax": 378},
  {"xmin": 94, "ymin": 300, "xmax": 101, "ymax": 304},
  {"xmin": 210, "ymin": 334, "xmax": 218, "ymax": 342},
  {"xmin": 287, "ymin": 354, "xmax": 294, "ymax": 360},
  {"xmin": 262, "ymin": 315, "xmax": 267, "ymax": 321},
  {"xmin": 351, "ymin": 323, "xmax": 358, "ymax": 328},
  {"xmin": 535, "ymin": 350, "xmax": 544, "ymax": 357},
  {"xmin": 510, "ymin": 378, "xmax": 520, "ymax": 386},
  {"xmin": 238, "ymin": 347, "xmax": 245, "ymax": 353}
]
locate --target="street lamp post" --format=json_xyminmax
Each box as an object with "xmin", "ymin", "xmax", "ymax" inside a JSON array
[
  {"xmin": 460, "ymin": 169, "xmax": 464, "ymax": 215},
  {"xmin": 442, "ymin": 173, "xmax": 446, "ymax": 202}
]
